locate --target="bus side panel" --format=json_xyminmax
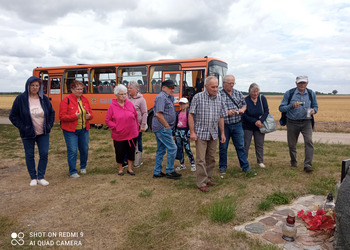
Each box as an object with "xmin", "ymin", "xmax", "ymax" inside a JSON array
[{"xmin": 83, "ymin": 93, "xmax": 115, "ymax": 124}]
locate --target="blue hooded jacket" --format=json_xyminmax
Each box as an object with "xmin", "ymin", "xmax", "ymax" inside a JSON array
[{"xmin": 9, "ymin": 76, "xmax": 55, "ymax": 139}]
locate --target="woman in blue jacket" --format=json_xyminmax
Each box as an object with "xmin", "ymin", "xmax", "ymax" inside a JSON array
[
  {"xmin": 242, "ymin": 83, "xmax": 269, "ymax": 169},
  {"xmin": 9, "ymin": 76, "xmax": 55, "ymax": 186}
]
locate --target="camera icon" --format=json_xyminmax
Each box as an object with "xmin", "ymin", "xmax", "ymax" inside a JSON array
[{"xmin": 11, "ymin": 232, "xmax": 24, "ymax": 246}]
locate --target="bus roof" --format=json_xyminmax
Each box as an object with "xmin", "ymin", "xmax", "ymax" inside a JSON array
[{"xmin": 34, "ymin": 57, "xmax": 227, "ymax": 71}]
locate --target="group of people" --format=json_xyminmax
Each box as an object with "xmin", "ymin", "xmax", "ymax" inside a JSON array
[
  {"xmin": 10, "ymin": 74, "xmax": 318, "ymax": 191},
  {"xmin": 150, "ymin": 74, "xmax": 318, "ymax": 192}
]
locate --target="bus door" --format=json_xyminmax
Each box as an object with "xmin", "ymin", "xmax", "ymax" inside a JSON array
[
  {"xmin": 162, "ymin": 71, "xmax": 183, "ymax": 105},
  {"xmin": 48, "ymin": 76, "xmax": 62, "ymax": 122}
]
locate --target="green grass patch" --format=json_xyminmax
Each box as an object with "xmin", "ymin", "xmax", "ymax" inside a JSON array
[
  {"xmin": 308, "ymin": 176, "xmax": 337, "ymax": 195},
  {"xmin": 258, "ymin": 191, "xmax": 295, "ymax": 211},
  {"xmin": 174, "ymin": 176, "xmax": 196, "ymax": 189},
  {"xmin": 139, "ymin": 188, "xmax": 153, "ymax": 197},
  {"xmin": 208, "ymin": 195, "xmax": 237, "ymax": 223}
]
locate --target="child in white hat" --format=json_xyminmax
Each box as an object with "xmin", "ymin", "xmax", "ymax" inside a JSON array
[{"xmin": 174, "ymin": 98, "xmax": 196, "ymax": 171}]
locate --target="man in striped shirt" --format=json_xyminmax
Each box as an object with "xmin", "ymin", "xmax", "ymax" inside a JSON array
[{"xmin": 188, "ymin": 76, "xmax": 226, "ymax": 192}]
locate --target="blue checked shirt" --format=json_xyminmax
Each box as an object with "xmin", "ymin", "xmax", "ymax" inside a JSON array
[
  {"xmin": 152, "ymin": 91, "xmax": 176, "ymax": 132},
  {"xmin": 189, "ymin": 90, "xmax": 227, "ymax": 141},
  {"xmin": 219, "ymin": 88, "xmax": 247, "ymax": 124}
]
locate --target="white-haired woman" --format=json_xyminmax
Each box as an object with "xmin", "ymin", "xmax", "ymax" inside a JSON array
[
  {"xmin": 105, "ymin": 84, "xmax": 139, "ymax": 176},
  {"xmin": 242, "ymin": 83, "xmax": 269, "ymax": 168}
]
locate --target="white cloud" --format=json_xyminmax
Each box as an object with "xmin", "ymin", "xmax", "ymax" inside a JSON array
[{"xmin": 0, "ymin": 0, "xmax": 349, "ymax": 94}]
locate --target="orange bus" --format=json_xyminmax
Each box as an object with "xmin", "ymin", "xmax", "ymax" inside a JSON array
[{"xmin": 33, "ymin": 57, "xmax": 228, "ymax": 128}]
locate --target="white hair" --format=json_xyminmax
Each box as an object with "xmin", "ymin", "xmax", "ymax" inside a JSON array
[
  {"xmin": 114, "ymin": 84, "xmax": 127, "ymax": 95},
  {"xmin": 128, "ymin": 81, "xmax": 139, "ymax": 91},
  {"xmin": 205, "ymin": 76, "xmax": 218, "ymax": 86}
]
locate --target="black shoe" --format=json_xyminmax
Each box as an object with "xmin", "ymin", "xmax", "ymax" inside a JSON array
[
  {"xmin": 127, "ymin": 170, "xmax": 136, "ymax": 176},
  {"xmin": 153, "ymin": 172, "xmax": 166, "ymax": 178},
  {"xmin": 166, "ymin": 171, "xmax": 182, "ymax": 179},
  {"xmin": 304, "ymin": 165, "xmax": 313, "ymax": 172}
]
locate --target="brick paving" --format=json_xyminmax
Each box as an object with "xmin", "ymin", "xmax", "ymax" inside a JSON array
[{"xmin": 234, "ymin": 195, "xmax": 335, "ymax": 249}]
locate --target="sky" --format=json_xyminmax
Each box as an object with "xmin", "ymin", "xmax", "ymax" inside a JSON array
[{"xmin": 1, "ymin": 0, "xmax": 349, "ymax": 94}]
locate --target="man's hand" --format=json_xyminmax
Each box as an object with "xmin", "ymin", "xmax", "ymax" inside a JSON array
[
  {"xmin": 220, "ymin": 134, "xmax": 226, "ymax": 143},
  {"xmin": 227, "ymin": 109, "xmax": 237, "ymax": 116},
  {"xmin": 190, "ymin": 131, "xmax": 198, "ymax": 141}
]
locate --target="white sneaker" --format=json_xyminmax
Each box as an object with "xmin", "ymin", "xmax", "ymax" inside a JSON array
[
  {"xmin": 191, "ymin": 164, "xmax": 196, "ymax": 172},
  {"xmin": 29, "ymin": 179, "xmax": 37, "ymax": 186},
  {"xmin": 80, "ymin": 169, "xmax": 87, "ymax": 174},
  {"xmin": 37, "ymin": 179, "xmax": 49, "ymax": 186},
  {"xmin": 70, "ymin": 173, "xmax": 80, "ymax": 178},
  {"xmin": 258, "ymin": 163, "xmax": 266, "ymax": 168},
  {"xmin": 176, "ymin": 164, "xmax": 186, "ymax": 171}
]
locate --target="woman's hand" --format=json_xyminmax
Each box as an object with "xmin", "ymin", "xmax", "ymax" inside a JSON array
[
  {"xmin": 86, "ymin": 112, "xmax": 91, "ymax": 120},
  {"xmin": 75, "ymin": 110, "xmax": 81, "ymax": 119},
  {"xmin": 255, "ymin": 120, "xmax": 263, "ymax": 128}
]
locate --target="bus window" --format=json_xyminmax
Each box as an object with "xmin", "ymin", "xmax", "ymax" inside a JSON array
[
  {"xmin": 117, "ymin": 66, "xmax": 147, "ymax": 93},
  {"xmin": 64, "ymin": 69, "xmax": 88, "ymax": 94},
  {"xmin": 50, "ymin": 78, "xmax": 61, "ymax": 94},
  {"xmin": 183, "ymin": 70, "xmax": 205, "ymax": 100},
  {"xmin": 149, "ymin": 65, "xmax": 181, "ymax": 93},
  {"xmin": 208, "ymin": 60, "xmax": 228, "ymax": 88},
  {"xmin": 39, "ymin": 71, "xmax": 49, "ymax": 94},
  {"xmin": 91, "ymin": 68, "xmax": 116, "ymax": 94},
  {"xmin": 163, "ymin": 72, "xmax": 181, "ymax": 94}
]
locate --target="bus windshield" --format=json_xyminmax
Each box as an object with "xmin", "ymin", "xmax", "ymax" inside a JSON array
[{"xmin": 208, "ymin": 60, "xmax": 228, "ymax": 88}]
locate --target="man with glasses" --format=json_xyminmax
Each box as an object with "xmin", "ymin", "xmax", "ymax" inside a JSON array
[
  {"xmin": 218, "ymin": 74, "xmax": 256, "ymax": 176},
  {"xmin": 152, "ymin": 80, "xmax": 182, "ymax": 179},
  {"xmin": 279, "ymin": 75, "xmax": 318, "ymax": 172}
]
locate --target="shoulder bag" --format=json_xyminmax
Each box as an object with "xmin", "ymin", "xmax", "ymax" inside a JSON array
[{"xmin": 259, "ymin": 95, "xmax": 276, "ymax": 134}]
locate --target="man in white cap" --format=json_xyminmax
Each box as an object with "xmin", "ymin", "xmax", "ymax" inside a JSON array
[{"xmin": 279, "ymin": 75, "xmax": 318, "ymax": 172}]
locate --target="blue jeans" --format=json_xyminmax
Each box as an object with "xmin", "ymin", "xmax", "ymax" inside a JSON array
[
  {"xmin": 63, "ymin": 129, "xmax": 89, "ymax": 175},
  {"xmin": 22, "ymin": 134, "xmax": 50, "ymax": 180},
  {"xmin": 153, "ymin": 127, "xmax": 177, "ymax": 174},
  {"xmin": 219, "ymin": 122, "xmax": 250, "ymax": 172},
  {"xmin": 137, "ymin": 132, "xmax": 143, "ymax": 152}
]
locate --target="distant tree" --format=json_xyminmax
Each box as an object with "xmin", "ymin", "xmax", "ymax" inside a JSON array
[{"xmin": 332, "ymin": 90, "xmax": 338, "ymax": 95}]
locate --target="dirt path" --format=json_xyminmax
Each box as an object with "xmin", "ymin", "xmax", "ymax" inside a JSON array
[{"xmin": 265, "ymin": 130, "xmax": 350, "ymax": 145}]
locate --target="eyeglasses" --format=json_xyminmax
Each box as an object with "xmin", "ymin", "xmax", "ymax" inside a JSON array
[
  {"xmin": 168, "ymin": 86, "xmax": 175, "ymax": 89},
  {"xmin": 297, "ymin": 82, "xmax": 307, "ymax": 85},
  {"xmin": 118, "ymin": 93, "xmax": 127, "ymax": 96}
]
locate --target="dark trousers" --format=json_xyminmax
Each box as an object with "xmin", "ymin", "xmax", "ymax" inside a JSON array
[{"xmin": 287, "ymin": 119, "xmax": 313, "ymax": 167}]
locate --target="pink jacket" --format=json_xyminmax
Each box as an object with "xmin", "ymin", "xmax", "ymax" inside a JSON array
[
  {"xmin": 127, "ymin": 92, "xmax": 148, "ymax": 128},
  {"xmin": 105, "ymin": 99, "xmax": 139, "ymax": 141}
]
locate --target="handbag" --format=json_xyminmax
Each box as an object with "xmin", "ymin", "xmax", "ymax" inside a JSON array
[{"xmin": 259, "ymin": 95, "xmax": 276, "ymax": 134}]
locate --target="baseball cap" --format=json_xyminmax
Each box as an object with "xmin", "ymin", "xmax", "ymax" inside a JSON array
[
  {"xmin": 296, "ymin": 75, "xmax": 308, "ymax": 83},
  {"xmin": 161, "ymin": 80, "xmax": 176, "ymax": 88},
  {"xmin": 179, "ymin": 98, "xmax": 189, "ymax": 104}
]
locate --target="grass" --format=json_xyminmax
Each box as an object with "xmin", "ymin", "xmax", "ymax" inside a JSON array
[
  {"xmin": 208, "ymin": 195, "xmax": 237, "ymax": 223},
  {"xmin": 0, "ymin": 123, "xmax": 349, "ymax": 249},
  {"xmin": 139, "ymin": 188, "xmax": 154, "ymax": 197}
]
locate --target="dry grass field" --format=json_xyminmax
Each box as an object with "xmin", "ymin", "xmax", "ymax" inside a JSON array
[
  {"xmin": 1, "ymin": 123, "xmax": 349, "ymax": 249},
  {"xmin": 0, "ymin": 95, "xmax": 17, "ymax": 109}
]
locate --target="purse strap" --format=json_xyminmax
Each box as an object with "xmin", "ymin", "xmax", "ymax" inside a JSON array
[
  {"xmin": 259, "ymin": 95, "xmax": 264, "ymax": 113},
  {"xmin": 223, "ymin": 89, "xmax": 239, "ymax": 109}
]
